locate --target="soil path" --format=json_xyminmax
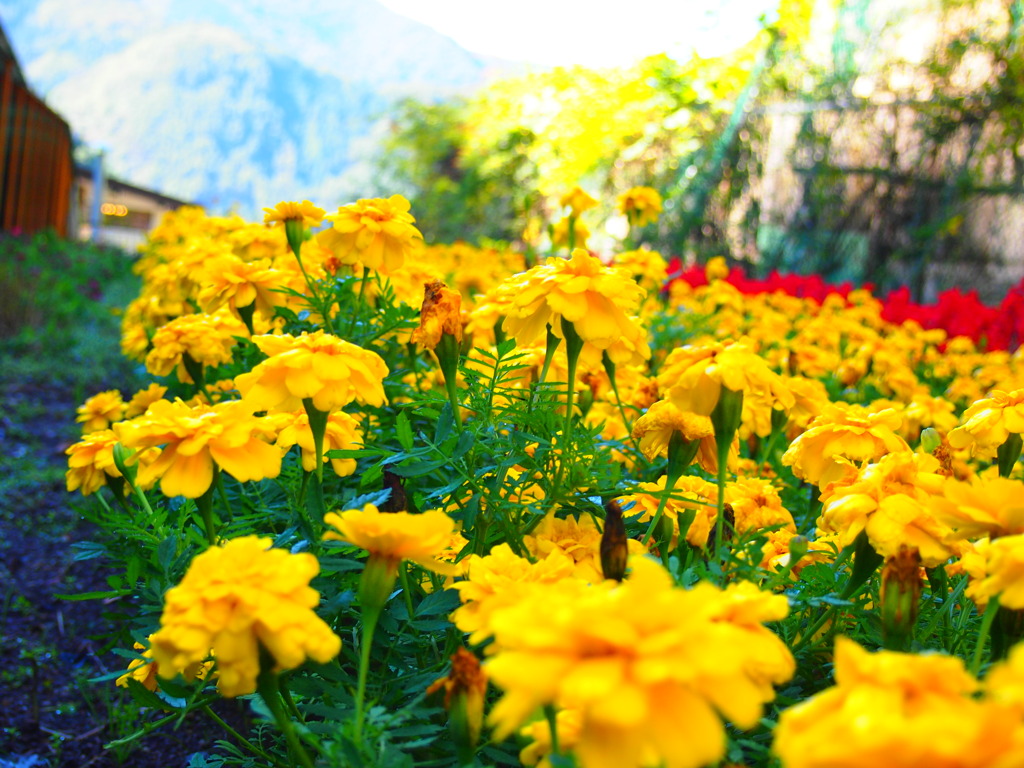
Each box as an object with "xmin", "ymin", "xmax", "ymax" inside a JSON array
[{"xmin": 0, "ymin": 368, "xmax": 233, "ymax": 768}]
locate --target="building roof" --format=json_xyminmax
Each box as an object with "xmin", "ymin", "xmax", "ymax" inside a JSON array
[{"xmin": 74, "ymin": 163, "xmax": 194, "ymax": 209}]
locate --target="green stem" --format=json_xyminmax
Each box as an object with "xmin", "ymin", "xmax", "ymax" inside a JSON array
[
  {"xmin": 713, "ymin": 439, "xmax": 729, "ymax": 574},
  {"xmin": 348, "ymin": 266, "xmax": 371, "ymax": 337},
  {"xmin": 201, "ymin": 705, "xmax": 281, "ymax": 765},
  {"xmin": 128, "ymin": 480, "xmax": 156, "ymax": 518},
  {"xmin": 182, "ymin": 352, "xmax": 212, "ymax": 404},
  {"xmin": 256, "ymin": 667, "xmax": 315, "ymax": 768},
  {"xmin": 543, "ymin": 704, "xmax": 560, "ymax": 757},
  {"xmin": 641, "ymin": 470, "xmax": 681, "ymax": 547},
  {"xmin": 709, "ymin": 387, "xmax": 743, "ymax": 578},
  {"xmin": 437, "ymin": 333, "xmax": 463, "ymax": 431},
  {"xmin": 288, "ymin": 228, "xmax": 335, "ymax": 336},
  {"xmin": 398, "ymin": 565, "xmax": 416, "ymax": 621},
  {"xmin": 531, "ymin": 325, "xmax": 562, "ymax": 411},
  {"xmin": 792, "ymin": 605, "xmax": 839, "ymax": 653},
  {"xmin": 551, "ymin": 319, "xmax": 584, "ymax": 500},
  {"xmin": 237, "ymin": 302, "xmax": 256, "ymax": 337},
  {"xmin": 279, "ymin": 675, "xmax": 305, "ymax": 725},
  {"xmin": 354, "ymin": 603, "xmax": 383, "ymax": 743},
  {"xmin": 603, "ymin": 354, "xmax": 641, "ymax": 455},
  {"xmin": 972, "ymin": 597, "xmax": 1001, "ymax": 675},
  {"xmin": 216, "ymin": 472, "xmax": 232, "ymax": 520},
  {"xmin": 196, "ymin": 473, "xmax": 219, "ymax": 546},
  {"xmin": 302, "ymin": 399, "xmax": 329, "ymax": 484},
  {"xmin": 303, "ymin": 470, "xmax": 326, "ymax": 541}
]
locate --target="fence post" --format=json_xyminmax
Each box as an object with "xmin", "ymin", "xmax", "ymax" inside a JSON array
[{"xmin": 90, "ymin": 150, "xmax": 104, "ymax": 243}]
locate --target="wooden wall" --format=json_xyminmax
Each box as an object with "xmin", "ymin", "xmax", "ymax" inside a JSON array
[{"xmin": 0, "ymin": 59, "xmax": 72, "ymax": 236}]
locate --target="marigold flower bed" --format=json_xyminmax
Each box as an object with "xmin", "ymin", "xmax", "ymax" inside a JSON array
[{"xmin": 68, "ymin": 191, "xmax": 1024, "ymax": 767}]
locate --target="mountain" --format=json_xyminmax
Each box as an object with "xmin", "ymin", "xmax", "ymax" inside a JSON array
[{"xmin": 0, "ymin": 0, "xmax": 512, "ymax": 214}]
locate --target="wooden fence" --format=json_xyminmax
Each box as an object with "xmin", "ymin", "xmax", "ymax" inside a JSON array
[{"xmin": 0, "ymin": 59, "xmax": 72, "ymax": 236}]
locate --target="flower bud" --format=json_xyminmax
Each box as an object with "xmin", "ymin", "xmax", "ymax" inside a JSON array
[
  {"xmin": 427, "ymin": 648, "xmax": 487, "ymax": 764},
  {"xmin": 111, "ymin": 442, "xmax": 138, "ymax": 484},
  {"xmin": 787, "ymin": 535, "xmax": 809, "ymax": 569},
  {"xmin": 710, "ymin": 386, "xmax": 744, "ymax": 453},
  {"xmin": 284, "ymin": 218, "xmax": 306, "ymax": 259},
  {"xmin": 412, "ymin": 279, "xmax": 463, "ymax": 351},
  {"xmin": 880, "ymin": 546, "xmax": 922, "ymax": 649},
  {"xmin": 920, "ymin": 427, "xmax": 942, "ymax": 454},
  {"xmin": 600, "ymin": 500, "xmax": 629, "ymax": 582}
]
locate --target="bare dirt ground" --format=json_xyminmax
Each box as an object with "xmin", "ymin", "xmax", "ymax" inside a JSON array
[{"xmin": 0, "ymin": 368, "xmax": 239, "ymax": 768}]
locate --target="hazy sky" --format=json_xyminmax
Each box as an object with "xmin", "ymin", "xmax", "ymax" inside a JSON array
[{"xmin": 376, "ymin": 0, "xmax": 779, "ymax": 68}]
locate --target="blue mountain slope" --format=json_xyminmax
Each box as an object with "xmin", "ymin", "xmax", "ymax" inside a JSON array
[{"xmin": 0, "ymin": 0, "xmax": 511, "ymax": 214}]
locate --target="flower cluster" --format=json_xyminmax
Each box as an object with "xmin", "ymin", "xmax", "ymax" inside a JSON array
[
  {"xmin": 150, "ymin": 536, "xmax": 341, "ymax": 697},
  {"xmin": 485, "ymin": 558, "xmax": 794, "ymax": 768}
]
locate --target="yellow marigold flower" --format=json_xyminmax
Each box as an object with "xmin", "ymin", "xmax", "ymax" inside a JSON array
[
  {"xmin": 782, "ymin": 402, "xmax": 911, "ymax": 487},
  {"xmin": 551, "ymin": 216, "xmax": 590, "ymax": 249},
  {"xmin": 145, "ymin": 312, "xmax": 248, "ymax": 383},
  {"xmin": 773, "ymin": 636, "xmax": 1024, "ymax": 768},
  {"xmin": 485, "ymin": 558, "xmax": 793, "ymax": 768},
  {"xmin": 559, "ymin": 186, "xmax": 598, "ymax": 217},
  {"xmin": 235, "ymin": 331, "xmax": 389, "ymax": 413},
  {"xmin": 411, "ymin": 279, "xmax": 464, "ymax": 350},
  {"xmin": 758, "ymin": 530, "xmax": 836, "ymax": 574},
  {"xmin": 658, "ymin": 339, "xmax": 794, "ymax": 419},
  {"xmin": 499, "ymin": 248, "xmax": 649, "ymax": 364},
  {"xmin": 195, "ymin": 254, "xmax": 288, "ymax": 321},
  {"xmin": 426, "ymin": 648, "xmax": 488, "ymax": 759},
  {"xmin": 705, "ymin": 256, "xmax": 729, "ymax": 282},
  {"xmin": 725, "ymin": 477, "xmax": 796, "ymax": 535},
  {"xmin": 613, "ymin": 248, "xmax": 668, "ymax": 291},
  {"xmin": 818, "ymin": 451, "xmax": 952, "ymax": 566},
  {"xmin": 932, "ymin": 475, "xmax": 1024, "ymax": 540},
  {"xmin": 631, "ymin": 399, "xmax": 718, "ymax": 471},
  {"xmin": 451, "ymin": 544, "xmax": 579, "ymax": 645},
  {"xmin": 317, "ymin": 194, "xmax": 423, "ymax": 274},
  {"xmin": 985, "ymin": 642, "xmax": 1024, "ymax": 714},
  {"xmin": 889, "ymin": 391, "xmax": 959, "ymax": 443},
  {"xmin": 949, "ymin": 389, "xmax": 1024, "ymax": 458},
  {"xmin": 124, "ymin": 383, "xmax": 168, "ymax": 419},
  {"xmin": 116, "ymin": 638, "xmax": 213, "ymax": 692},
  {"xmin": 617, "ymin": 186, "xmax": 663, "ymax": 228},
  {"xmin": 323, "ymin": 504, "xmax": 459, "ymax": 575},
  {"xmin": 618, "ymin": 475, "xmax": 718, "ymax": 549},
  {"xmin": 116, "ymin": 641, "xmax": 161, "ymax": 692},
  {"xmin": 781, "ymin": 374, "xmax": 830, "ymax": 434},
  {"xmin": 113, "ymin": 399, "xmax": 282, "ymax": 498},
  {"xmin": 150, "ymin": 536, "xmax": 341, "ymax": 698},
  {"xmin": 520, "ymin": 709, "xmax": 586, "ymax": 768},
  {"xmin": 76, "ymin": 390, "xmax": 126, "ymax": 434},
  {"xmin": 523, "ymin": 511, "xmax": 648, "ymax": 583},
  {"xmin": 66, "ymin": 429, "xmax": 127, "ymax": 496},
  {"xmin": 962, "ymin": 534, "xmax": 1024, "ymax": 610},
  {"xmin": 262, "ymin": 200, "xmax": 325, "ymax": 228},
  {"xmin": 272, "ymin": 409, "xmax": 363, "ymax": 477}
]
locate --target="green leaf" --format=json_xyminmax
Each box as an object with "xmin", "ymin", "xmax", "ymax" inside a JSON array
[
  {"xmin": 390, "ymin": 457, "xmax": 449, "ymax": 477},
  {"xmin": 71, "ymin": 540, "xmax": 106, "ymax": 561},
  {"xmin": 55, "ymin": 588, "xmax": 134, "ymax": 601},
  {"xmin": 414, "ymin": 588, "xmax": 460, "ymax": 617},
  {"xmin": 124, "ymin": 678, "xmax": 174, "ymax": 711},
  {"xmin": 396, "ymin": 409, "xmax": 415, "ymax": 451},
  {"xmin": 156, "ymin": 535, "xmax": 177, "ymax": 571},
  {"xmin": 451, "ymin": 429, "xmax": 475, "ymax": 461},
  {"xmin": 435, "ymin": 402, "xmax": 454, "ymax": 444}
]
